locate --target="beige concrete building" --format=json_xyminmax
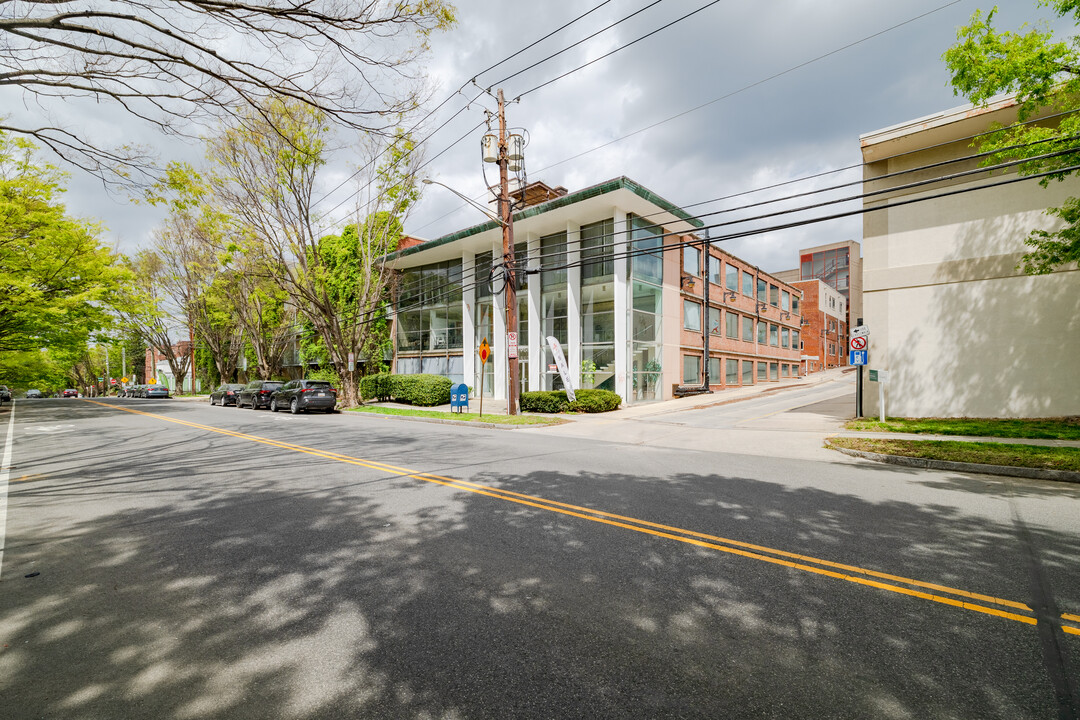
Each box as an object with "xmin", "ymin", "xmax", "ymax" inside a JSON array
[{"xmin": 860, "ymin": 97, "xmax": 1080, "ymax": 418}]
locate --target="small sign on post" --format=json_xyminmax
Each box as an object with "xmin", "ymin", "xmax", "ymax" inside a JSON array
[
  {"xmin": 508, "ymin": 331, "xmax": 518, "ymax": 360},
  {"xmin": 478, "ymin": 337, "xmax": 490, "ymax": 417}
]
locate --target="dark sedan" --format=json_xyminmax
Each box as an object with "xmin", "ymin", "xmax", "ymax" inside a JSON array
[
  {"xmin": 237, "ymin": 380, "xmax": 283, "ymax": 410},
  {"xmin": 270, "ymin": 380, "xmax": 337, "ymax": 414},
  {"xmin": 209, "ymin": 383, "xmax": 245, "ymax": 406}
]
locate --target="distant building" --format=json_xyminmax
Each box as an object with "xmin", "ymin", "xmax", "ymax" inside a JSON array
[
  {"xmin": 792, "ymin": 279, "xmax": 847, "ymax": 374},
  {"xmin": 860, "ymin": 97, "xmax": 1080, "ymax": 418}
]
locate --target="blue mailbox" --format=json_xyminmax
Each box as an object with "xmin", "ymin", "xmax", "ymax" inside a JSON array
[{"xmin": 450, "ymin": 383, "xmax": 469, "ymax": 413}]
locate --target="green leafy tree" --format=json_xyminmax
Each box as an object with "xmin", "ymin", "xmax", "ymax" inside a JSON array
[
  {"xmin": 0, "ymin": 132, "xmax": 129, "ymax": 354},
  {"xmin": 944, "ymin": 1, "xmax": 1080, "ymax": 273},
  {"xmin": 116, "ymin": 250, "xmax": 192, "ymax": 391}
]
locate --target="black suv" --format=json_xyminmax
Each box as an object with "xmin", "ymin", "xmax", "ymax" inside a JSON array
[
  {"xmin": 238, "ymin": 380, "xmax": 283, "ymax": 410},
  {"xmin": 270, "ymin": 380, "xmax": 337, "ymax": 414},
  {"xmin": 0, "ymin": 385, "xmax": 11, "ymax": 404}
]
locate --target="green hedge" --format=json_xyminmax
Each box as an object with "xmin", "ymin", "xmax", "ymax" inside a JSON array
[
  {"xmin": 520, "ymin": 389, "xmax": 621, "ymax": 414},
  {"xmin": 387, "ymin": 373, "xmax": 452, "ymax": 406},
  {"xmin": 360, "ymin": 372, "xmax": 393, "ymax": 401}
]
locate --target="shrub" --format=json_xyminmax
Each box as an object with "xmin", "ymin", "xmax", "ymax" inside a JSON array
[
  {"xmin": 568, "ymin": 389, "xmax": 621, "ymax": 413},
  {"xmin": 520, "ymin": 390, "xmax": 569, "ymax": 413},
  {"xmin": 520, "ymin": 389, "xmax": 621, "ymax": 414},
  {"xmin": 388, "ymin": 374, "xmax": 452, "ymax": 406},
  {"xmin": 360, "ymin": 372, "xmax": 393, "ymax": 401}
]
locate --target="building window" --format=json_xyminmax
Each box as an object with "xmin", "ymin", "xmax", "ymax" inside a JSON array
[
  {"xmin": 757, "ymin": 321, "xmax": 767, "ymax": 344},
  {"xmin": 769, "ymin": 284, "xmax": 779, "ymax": 307},
  {"xmin": 725, "ymin": 264, "xmax": 738, "ymax": 292},
  {"xmin": 709, "ymin": 255, "xmax": 721, "ymax": 285},
  {"xmin": 781, "ymin": 327, "xmax": 790, "ymax": 349},
  {"xmin": 395, "ymin": 259, "xmax": 464, "ymax": 359},
  {"xmin": 743, "ymin": 271, "xmax": 754, "ymax": 297},
  {"xmin": 726, "ymin": 311, "xmax": 738, "ymax": 338},
  {"xmin": 742, "ymin": 360, "xmax": 754, "ymax": 385},
  {"xmin": 769, "ymin": 324, "xmax": 779, "ymax": 346},
  {"xmin": 757, "ymin": 277, "xmax": 767, "ymax": 303},
  {"xmin": 742, "ymin": 316, "xmax": 754, "ymax": 342},
  {"xmin": 781, "ymin": 290, "xmax": 790, "ymax": 311},
  {"xmin": 709, "ymin": 306, "xmax": 721, "ymax": 335},
  {"xmin": 684, "ymin": 246, "xmax": 700, "ymax": 277},
  {"xmin": 726, "ymin": 358, "xmax": 739, "ymax": 385},
  {"xmin": 782, "ymin": 364, "xmax": 790, "ymax": 378},
  {"xmin": 770, "ymin": 362, "xmax": 779, "ymax": 380},
  {"xmin": 683, "ymin": 300, "xmax": 702, "ymax": 331},
  {"xmin": 757, "ymin": 362, "xmax": 767, "ymax": 381},
  {"xmin": 708, "ymin": 357, "xmax": 721, "ymax": 384},
  {"xmin": 581, "ymin": 277, "xmax": 614, "ymax": 391},
  {"xmin": 631, "ymin": 279, "xmax": 663, "ymax": 401},
  {"xmin": 541, "ymin": 232, "xmax": 568, "ymax": 391},
  {"xmin": 792, "ymin": 296, "xmax": 800, "ymax": 314},
  {"xmin": 683, "ymin": 355, "xmax": 701, "ymax": 384},
  {"xmin": 581, "ymin": 219, "xmax": 614, "ymax": 285},
  {"xmin": 630, "ymin": 215, "xmax": 664, "ymax": 285},
  {"xmin": 793, "ymin": 330, "xmax": 800, "ymax": 348}
]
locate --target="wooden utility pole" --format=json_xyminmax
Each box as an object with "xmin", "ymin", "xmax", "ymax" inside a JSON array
[{"xmin": 497, "ymin": 89, "xmax": 520, "ymax": 415}]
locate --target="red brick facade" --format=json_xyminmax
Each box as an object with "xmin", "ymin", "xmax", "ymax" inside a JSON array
[{"xmin": 792, "ymin": 280, "xmax": 847, "ymax": 373}]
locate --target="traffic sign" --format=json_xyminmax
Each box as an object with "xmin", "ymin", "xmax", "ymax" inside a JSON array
[
  {"xmin": 850, "ymin": 336, "xmax": 867, "ymax": 351},
  {"xmin": 508, "ymin": 331, "xmax": 518, "ymax": 359},
  {"xmin": 121, "ymin": 376, "xmax": 129, "ymax": 383},
  {"xmin": 851, "ymin": 324, "xmax": 869, "ymax": 339},
  {"xmin": 849, "ymin": 350, "xmax": 867, "ymax": 366},
  {"xmin": 478, "ymin": 337, "xmax": 490, "ymax": 364}
]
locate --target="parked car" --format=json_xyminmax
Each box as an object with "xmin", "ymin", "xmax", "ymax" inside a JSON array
[
  {"xmin": 209, "ymin": 383, "xmax": 245, "ymax": 406},
  {"xmin": 144, "ymin": 384, "xmax": 171, "ymax": 399},
  {"xmin": 238, "ymin": 380, "xmax": 283, "ymax": 410},
  {"xmin": 25, "ymin": 389, "xmax": 43, "ymax": 399},
  {"xmin": 270, "ymin": 380, "xmax": 337, "ymax": 414},
  {"xmin": 0, "ymin": 385, "xmax": 11, "ymax": 404},
  {"xmin": 62, "ymin": 388, "xmax": 78, "ymax": 398}
]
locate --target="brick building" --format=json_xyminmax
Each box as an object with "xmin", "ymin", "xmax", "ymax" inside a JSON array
[{"xmin": 791, "ymin": 279, "xmax": 847, "ymax": 374}]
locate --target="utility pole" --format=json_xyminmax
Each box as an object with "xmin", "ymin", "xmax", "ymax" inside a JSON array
[{"xmin": 497, "ymin": 89, "xmax": 520, "ymax": 416}]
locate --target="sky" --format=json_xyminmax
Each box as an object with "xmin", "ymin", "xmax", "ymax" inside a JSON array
[{"xmin": 6, "ymin": 0, "xmax": 1068, "ymax": 274}]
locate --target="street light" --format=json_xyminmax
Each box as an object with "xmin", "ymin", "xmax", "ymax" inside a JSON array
[{"xmin": 421, "ymin": 179, "xmax": 505, "ymax": 226}]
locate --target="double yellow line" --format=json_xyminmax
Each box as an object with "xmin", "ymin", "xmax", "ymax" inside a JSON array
[{"xmin": 85, "ymin": 400, "xmax": 1080, "ymax": 637}]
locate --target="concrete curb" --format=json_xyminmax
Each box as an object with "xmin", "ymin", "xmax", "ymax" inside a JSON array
[{"xmin": 825, "ymin": 440, "xmax": 1080, "ymax": 484}]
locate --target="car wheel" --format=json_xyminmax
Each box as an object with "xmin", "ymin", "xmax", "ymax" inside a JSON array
[
  {"xmin": 325, "ymin": 407, "xmax": 334, "ymax": 414},
  {"xmin": 270, "ymin": 399, "xmax": 278, "ymax": 412},
  {"xmin": 290, "ymin": 398, "xmax": 300, "ymax": 415}
]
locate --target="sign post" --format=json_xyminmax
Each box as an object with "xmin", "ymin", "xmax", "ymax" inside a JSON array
[
  {"xmin": 478, "ymin": 337, "xmax": 490, "ymax": 417},
  {"xmin": 852, "ymin": 320, "xmax": 867, "ymax": 417}
]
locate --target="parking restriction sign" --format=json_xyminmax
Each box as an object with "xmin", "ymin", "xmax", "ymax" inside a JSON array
[{"xmin": 850, "ymin": 336, "xmax": 867, "ymax": 351}]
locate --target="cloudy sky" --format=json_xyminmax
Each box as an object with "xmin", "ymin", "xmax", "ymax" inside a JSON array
[{"xmin": 9, "ymin": 0, "xmax": 1068, "ymax": 274}]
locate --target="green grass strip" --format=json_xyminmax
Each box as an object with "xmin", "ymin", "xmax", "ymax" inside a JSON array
[
  {"xmin": 348, "ymin": 405, "xmax": 564, "ymax": 426},
  {"xmin": 830, "ymin": 438, "xmax": 1080, "ymax": 472},
  {"xmin": 844, "ymin": 416, "xmax": 1080, "ymax": 440}
]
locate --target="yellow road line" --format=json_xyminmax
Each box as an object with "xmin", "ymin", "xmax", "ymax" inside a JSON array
[{"xmin": 85, "ymin": 400, "xmax": 1064, "ymax": 633}]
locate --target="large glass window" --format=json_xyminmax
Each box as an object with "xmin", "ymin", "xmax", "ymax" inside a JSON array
[
  {"xmin": 792, "ymin": 296, "xmax": 800, "ymax": 315},
  {"xmin": 781, "ymin": 290, "xmax": 790, "ymax": 311},
  {"xmin": 725, "ymin": 264, "xmax": 738, "ymax": 292},
  {"xmin": 709, "ymin": 256, "xmax": 722, "ymax": 285},
  {"xmin": 631, "ymin": 279, "xmax": 663, "ymax": 402},
  {"xmin": 475, "ymin": 299, "xmax": 494, "ymax": 397},
  {"xmin": 757, "ymin": 362, "xmax": 767, "ymax": 381},
  {"xmin": 742, "ymin": 316, "xmax": 754, "ymax": 342},
  {"xmin": 757, "ymin": 278, "xmax": 767, "ymax": 303},
  {"xmin": 769, "ymin": 284, "xmax": 779, "ymax": 307},
  {"xmin": 581, "ymin": 219, "xmax": 613, "ymax": 285},
  {"xmin": 630, "ymin": 215, "xmax": 664, "ymax": 285},
  {"xmin": 782, "ymin": 327, "xmax": 790, "ymax": 349},
  {"xmin": 541, "ymin": 232, "xmax": 569, "ymax": 391},
  {"xmin": 395, "ymin": 259, "xmax": 464, "ymax": 374},
  {"xmin": 757, "ymin": 321, "xmax": 767, "ymax": 344},
  {"xmin": 540, "ymin": 231, "xmax": 567, "ymax": 289},
  {"xmin": 770, "ymin": 362, "xmax": 779, "ymax": 380},
  {"xmin": 683, "ymin": 300, "xmax": 701, "ymax": 331},
  {"xmin": 742, "ymin": 360, "xmax": 754, "ymax": 385},
  {"xmin": 708, "ymin": 357, "xmax": 721, "ymax": 384},
  {"xmin": 743, "ymin": 272, "xmax": 754, "ymax": 297},
  {"xmin": 770, "ymin": 324, "xmax": 779, "ymax": 346}
]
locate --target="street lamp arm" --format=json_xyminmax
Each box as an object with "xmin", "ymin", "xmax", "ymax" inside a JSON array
[{"xmin": 422, "ymin": 179, "xmax": 507, "ymax": 227}]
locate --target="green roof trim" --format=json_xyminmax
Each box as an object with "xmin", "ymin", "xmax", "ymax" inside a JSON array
[{"xmin": 383, "ymin": 176, "xmax": 703, "ymax": 263}]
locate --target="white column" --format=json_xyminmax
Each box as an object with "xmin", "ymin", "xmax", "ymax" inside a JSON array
[
  {"xmin": 566, "ymin": 221, "xmax": 582, "ymax": 390},
  {"xmin": 527, "ymin": 232, "xmax": 542, "ymax": 392},
  {"xmin": 613, "ymin": 208, "xmax": 629, "ymax": 402},
  {"xmin": 462, "ymin": 252, "xmax": 476, "ymax": 395},
  {"xmin": 493, "ymin": 238, "xmax": 507, "ymax": 400}
]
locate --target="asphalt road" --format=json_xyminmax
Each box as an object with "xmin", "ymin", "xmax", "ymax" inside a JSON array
[{"xmin": 1, "ymin": 397, "xmax": 1078, "ymax": 719}]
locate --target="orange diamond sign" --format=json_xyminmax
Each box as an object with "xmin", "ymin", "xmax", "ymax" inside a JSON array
[{"xmin": 478, "ymin": 337, "xmax": 491, "ymax": 364}]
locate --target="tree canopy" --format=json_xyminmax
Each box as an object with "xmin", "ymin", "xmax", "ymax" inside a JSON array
[
  {"xmin": 0, "ymin": 131, "xmax": 128, "ymax": 355},
  {"xmin": 944, "ymin": 0, "xmax": 1080, "ymax": 273},
  {"xmin": 0, "ymin": 0, "xmax": 455, "ymax": 182}
]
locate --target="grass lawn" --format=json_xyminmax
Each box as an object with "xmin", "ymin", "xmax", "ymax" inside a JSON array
[
  {"xmin": 829, "ymin": 438, "xmax": 1080, "ymax": 472},
  {"xmin": 348, "ymin": 405, "xmax": 565, "ymax": 426},
  {"xmin": 845, "ymin": 416, "xmax": 1080, "ymax": 440}
]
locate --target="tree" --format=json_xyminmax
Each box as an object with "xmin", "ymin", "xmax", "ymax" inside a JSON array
[
  {"xmin": 0, "ymin": 131, "xmax": 128, "ymax": 354},
  {"xmin": 944, "ymin": 1, "xmax": 1080, "ymax": 273},
  {"xmin": 0, "ymin": 0, "xmax": 455, "ymax": 183},
  {"xmin": 208, "ymin": 99, "xmax": 418, "ymax": 405},
  {"xmin": 117, "ymin": 250, "xmax": 192, "ymax": 391}
]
